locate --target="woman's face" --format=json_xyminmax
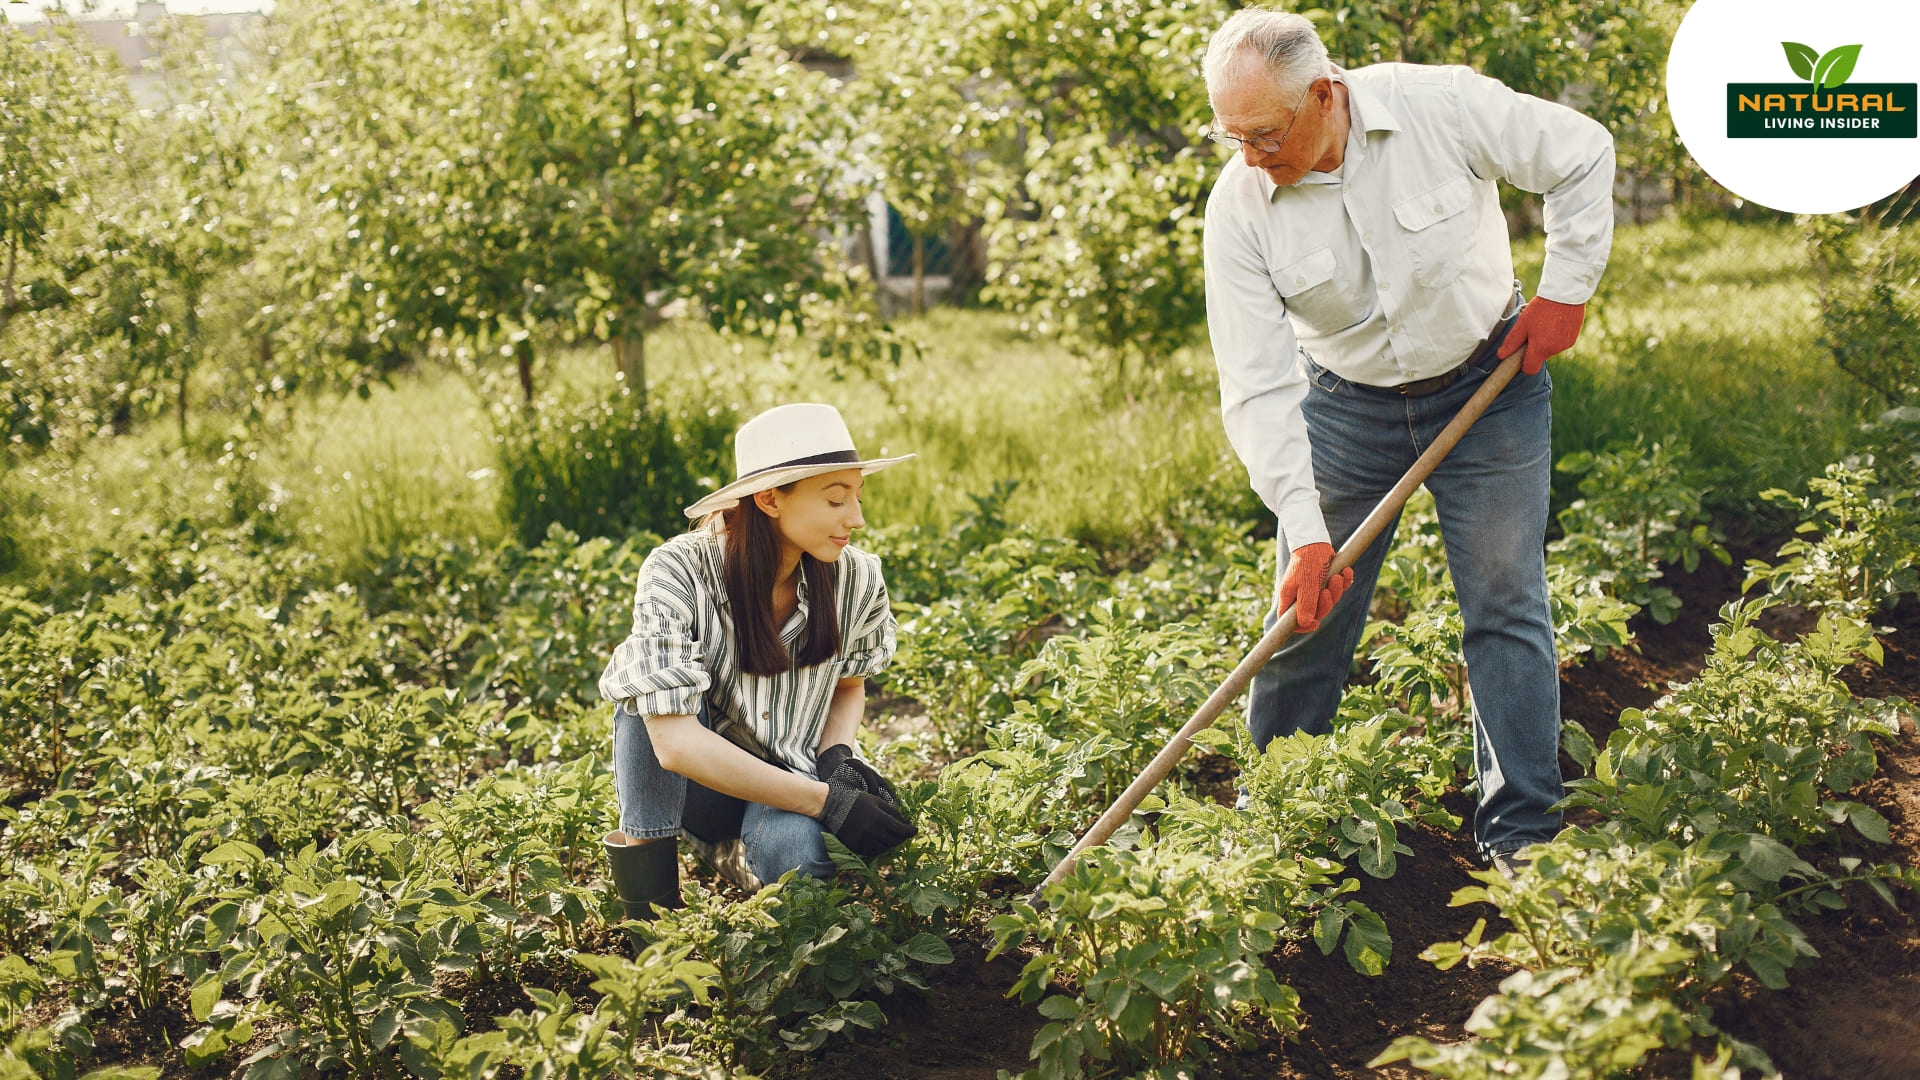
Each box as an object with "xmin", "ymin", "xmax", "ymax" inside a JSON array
[{"xmin": 756, "ymin": 469, "xmax": 867, "ymax": 565}]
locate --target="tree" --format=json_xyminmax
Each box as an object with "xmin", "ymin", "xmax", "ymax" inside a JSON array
[
  {"xmin": 83, "ymin": 15, "xmax": 262, "ymax": 447},
  {"xmin": 0, "ymin": 12, "xmax": 125, "ymax": 343},
  {"xmin": 961, "ymin": 0, "xmax": 1681, "ymax": 388},
  {"xmin": 815, "ymin": 0, "xmax": 1001, "ymax": 314},
  {"xmin": 972, "ymin": 0, "xmax": 1228, "ymax": 390},
  {"xmin": 254, "ymin": 0, "xmax": 867, "ymax": 402}
]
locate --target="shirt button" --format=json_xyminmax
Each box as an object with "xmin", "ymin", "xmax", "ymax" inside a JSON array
[
  {"xmin": 1363, "ymin": 232, "xmax": 1372, "ymax": 242},
  {"xmin": 1379, "ymin": 281, "xmax": 1391, "ymax": 290},
  {"xmin": 1393, "ymin": 325, "xmax": 1404, "ymax": 334},
  {"xmin": 1433, "ymin": 203, "xmax": 1444, "ymax": 213},
  {"xmin": 1295, "ymin": 275, "xmax": 1306, "ymax": 285},
  {"xmin": 761, "ymin": 711, "xmax": 770, "ymax": 720}
]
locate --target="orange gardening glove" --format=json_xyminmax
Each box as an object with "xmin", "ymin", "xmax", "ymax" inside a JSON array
[
  {"xmin": 1496, "ymin": 297, "xmax": 1586, "ymax": 375},
  {"xmin": 1278, "ymin": 542, "xmax": 1353, "ymax": 633}
]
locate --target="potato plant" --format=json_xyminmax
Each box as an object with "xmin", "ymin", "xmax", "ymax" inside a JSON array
[
  {"xmin": 1563, "ymin": 600, "xmax": 1904, "ymax": 847},
  {"xmin": 988, "ymin": 845, "xmax": 1310, "ymax": 1080},
  {"xmin": 4, "ymin": 439, "xmax": 1915, "ymax": 1080},
  {"xmin": 1745, "ymin": 460, "xmax": 1920, "ymax": 617},
  {"xmin": 1549, "ymin": 441, "xmax": 1729, "ymax": 624},
  {"xmin": 1387, "ymin": 597, "xmax": 1917, "ymax": 1076}
]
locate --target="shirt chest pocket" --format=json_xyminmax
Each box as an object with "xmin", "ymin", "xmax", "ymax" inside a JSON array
[
  {"xmin": 1272, "ymin": 246, "xmax": 1337, "ymax": 299},
  {"xmin": 1393, "ymin": 174, "xmax": 1477, "ymax": 288}
]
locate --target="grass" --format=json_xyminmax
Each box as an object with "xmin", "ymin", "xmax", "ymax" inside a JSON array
[
  {"xmin": 1516, "ymin": 215, "xmax": 1880, "ymax": 518},
  {"xmin": 603, "ymin": 311, "xmax": 1262, "ymax": 552},
  {"xmin": 1, "ymin": 216, "xmax": 1889, "ymax": 592}
]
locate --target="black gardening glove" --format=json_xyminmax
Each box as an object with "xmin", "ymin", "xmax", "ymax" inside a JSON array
[
  {"xmin": 815, "ymin": 762, "xmax": 916, "ymax": 858},
  {"xmin": 816, "ymin": 743, "xmax": 899, "ymax": 808}
]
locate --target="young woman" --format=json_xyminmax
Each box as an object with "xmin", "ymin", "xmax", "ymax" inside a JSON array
[{"xmin": 597, "ymin": 403, "xmax": 917, "ymax": 922}]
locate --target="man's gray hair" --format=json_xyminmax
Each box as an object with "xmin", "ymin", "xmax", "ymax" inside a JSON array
[{"xmin": 1203, "ymin": 8, "xmax": 1331, "ymax": 100}]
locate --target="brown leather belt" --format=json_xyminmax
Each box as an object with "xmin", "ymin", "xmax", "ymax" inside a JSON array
[
  {"xmin": 1392, "ymin": 357, "xmax": 1474, "ymax": 396},
  {"xmin": 1389, "ymin": 325, "xmax": 1510, "ymax": 396}
]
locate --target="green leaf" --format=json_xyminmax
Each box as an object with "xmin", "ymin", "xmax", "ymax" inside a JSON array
[
  {"xmin": 201, "ymin": 841, "xmax": 266, "ymax": 867},
  {"xmin": 1312, "ymin": 905, "xmax": 1344, "ymax": 956},
  {"xmin": 901, "ymin": 932, "xmax": 954, "ymax": 965},
  {"xmin": 1847, "ymin": 803, "xmax": 1892, "ymax": 844},
  {"xmin": 1782, "ymin": 42, "xmax": 1819, "ymax": 80},
  {"xmin": 368, "ymin": 1007, "xmax": 401, "ymax": 1051},
  {"xmin": 1816, "ymin": 44, "xmax": 1863, "ymax": 89},
  {"xmin": 1038, "ymin": 994, "xmax": 1081, "ymax": 1020},
  {"xmin": 1730, "ymin": 833, "xmax": 1813, "ymax": 884},
  {"xmin": 1746, "ymin": 950, "xmax": 1789, "ymax": 990},
  {"xmin": 1342, "ymin": 903, "xmax": 1392, "ymax": 976},
  {"xmin": 189, "ymin": 973, "xmax": 223, "ymax": 1021}
]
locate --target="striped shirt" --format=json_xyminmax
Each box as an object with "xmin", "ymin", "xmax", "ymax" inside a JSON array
[{"xmin": 597, "ymin": 522, "xmax": 897, "ymax": 777}]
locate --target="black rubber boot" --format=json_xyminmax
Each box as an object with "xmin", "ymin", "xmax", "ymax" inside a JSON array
[{"xmin": 604, "ymin": 831, "xmax": 682, "ymax": 928}]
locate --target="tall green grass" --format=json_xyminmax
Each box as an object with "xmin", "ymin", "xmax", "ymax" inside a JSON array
[
  {"xmin": 551, "ymin": 312, "xmax": 1265, "ymax": 555},
  {"xmin": 1516, "ymin": 216, "xmax": 1879, "ymax": 520}
]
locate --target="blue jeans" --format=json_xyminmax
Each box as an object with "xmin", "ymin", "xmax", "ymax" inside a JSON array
[
  {"xmin": 612, "ymin": 703, "xmax": 838, "ymax": 882},
  {"xmin": 1245, "ymin": 314, "xmax": 1564, "ymax": 859}
]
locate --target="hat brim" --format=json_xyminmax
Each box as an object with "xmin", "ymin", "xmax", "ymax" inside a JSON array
[{"xmin": 683, "ymin": 454, "xmax": 916, "ymax": 519}]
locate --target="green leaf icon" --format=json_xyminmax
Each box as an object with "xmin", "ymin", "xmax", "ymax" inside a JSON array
[
  {"xmin": 1783, "ymin": 41, "xmax": 1818, "ymax": 80},
  {"xmin": 1815, "ymin": 44, "xmax": 1863, "ymax": 89}
]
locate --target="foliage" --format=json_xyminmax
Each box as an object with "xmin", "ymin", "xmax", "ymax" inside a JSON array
[
  {"xmin": 1745, "ymin": 461, "xmax": 1920, "ymax": 617},
  {"xmin": 1549, "ymin": 441, "xmax": 1729, "ymax": 624},
  {"xmin": 1388, "ymin": 588, "xmax": 1916, "ymax": 1076},
  {"xmin": 1373, "ymin": 963, "xmax": 1697, "ymax": 1080},
  {"xmin": 638, "ymin": 874, "xmax": 951, "ymax": 1068},
  {"xmin": 1565, "ymin": 600, "xmax": 1903, "ymax": 849},
  {"xmin": 250, "ymin": 0, "xmax": 873, "ymax": 400},
  {"xmin": 973, "ymin": 0, "xmax": 1224, "ymax": 384},
  {"xmin": 1807, "ymin": 212, "xmax": 1920, "ymax": 407},
  {"xmin": 462, "ymin": 525, "xmax": 660, "ymax": 714},
  {"xmin": 490, "ymin": 385, "xmax": 731, "ymax": 551},
  {"xmin": 988, "ymin": 845, "xmax": 1306, "ymax": 1080},
  {"xmin": 0, "ymin": 13, "xmax": 132, "ymax": 453}
]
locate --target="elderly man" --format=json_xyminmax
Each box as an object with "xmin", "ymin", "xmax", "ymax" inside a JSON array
[{"xmin": 1201, "ymin": 8, "xmax": 1614, "ymax": 872}]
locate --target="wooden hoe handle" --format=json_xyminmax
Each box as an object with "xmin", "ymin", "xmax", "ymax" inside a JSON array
[{"xmin": 1033, "ymin": 347, "xmax": 1528, "ymax": 895}]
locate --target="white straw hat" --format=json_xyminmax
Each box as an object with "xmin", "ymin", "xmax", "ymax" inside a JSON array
[{"xmin": 683, "ymin": 403, "xmax": 914, "ymax": 519}]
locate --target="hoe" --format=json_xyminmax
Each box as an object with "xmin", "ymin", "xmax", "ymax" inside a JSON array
[{"xmin": 1036, "ymin": 346, "xmax": 1529, "ymax": 896}]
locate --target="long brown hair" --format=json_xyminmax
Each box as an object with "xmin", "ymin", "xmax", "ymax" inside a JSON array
[{"xmin": 719, "ymin": 485, "xmax": 841, "ymax": 675}]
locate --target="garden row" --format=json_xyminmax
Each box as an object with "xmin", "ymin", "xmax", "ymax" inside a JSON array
[{"xmin": 2, "ymin": 438, "xmax": 1917, "ymax": 1079}]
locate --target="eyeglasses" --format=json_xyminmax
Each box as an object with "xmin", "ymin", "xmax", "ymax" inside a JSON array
[{"xmin": 1205, "ymin": 81, "xmax": 1313, "ymax": 156}]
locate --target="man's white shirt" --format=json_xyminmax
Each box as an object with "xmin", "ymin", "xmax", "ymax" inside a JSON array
[{"xmin": 1203, "ymin": 62, "xmax": 1615, "ymax": 551}]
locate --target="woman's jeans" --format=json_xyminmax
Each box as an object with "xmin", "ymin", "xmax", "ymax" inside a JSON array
[
  {"xmin": 1245, "ymin": 316, "xmax": 1565, "ymax": 860},
  {"xmin": 613, "ymin": 703, "xmax": 838, "ymax": 883}
]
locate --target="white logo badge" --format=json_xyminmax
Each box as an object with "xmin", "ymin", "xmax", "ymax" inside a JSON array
[{"xmin": 1667, "ymin": 0, "xmax": 1920, "ymax": 214}]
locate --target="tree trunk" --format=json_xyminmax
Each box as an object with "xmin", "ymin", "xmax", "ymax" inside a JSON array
[
  {"xmin": 177, "ymin": 363, "xmax": 190, "ymax": 449},
  {"xmin": 0, "ymin": 232, "xmax": 15, "ymax": 341},
  {"xmin": 912, "ymin": 234, "xmax": 926, "ymax": 316},
  {"xmin": 179, "ymin": 302, "xmax": 201, "ymax": 448},
  {"xmin": 615, "ymin": 330, "xmax": 646, "ymax": 403},
  {"xmin": 516, "ymin": 339, "xmax": 535, "ymax": 403}
]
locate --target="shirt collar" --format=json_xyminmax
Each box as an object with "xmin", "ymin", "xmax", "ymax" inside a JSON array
[{"xmin": 1260, "ymin": 67, "xmax": 1402, "ymax": 199}]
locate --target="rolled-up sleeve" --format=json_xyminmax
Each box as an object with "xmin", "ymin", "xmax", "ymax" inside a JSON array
[
  {"xmin": 598, "ymin": 546, "xmax": 711, "ymax": 717},
  {"xmin": 1204, "ymin": 187, "xmax": 1329, "ymax": 551},
  {"xmin": 1455, "ymin": 68, "xmax": 1614, "ymax": 305},
  {"xmin": 838, "ymin": 571, "xmax": 897, "ymax": 680}
]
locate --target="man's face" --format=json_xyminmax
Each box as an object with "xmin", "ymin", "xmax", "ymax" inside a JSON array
[{"xmin": 1210, "ymin": 63, "xmax": 1334, "ymax": 188}]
